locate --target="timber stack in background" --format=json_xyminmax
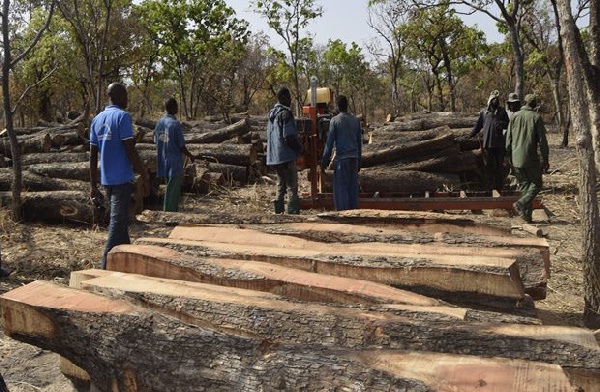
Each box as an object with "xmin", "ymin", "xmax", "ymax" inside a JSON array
[
  {"xmin": 0, "ymin": 111, "xmax": 489, "ymax": 224},
  {"xmin": 1, "ymin": 210, "xmax": 598, "ymax": 391}
]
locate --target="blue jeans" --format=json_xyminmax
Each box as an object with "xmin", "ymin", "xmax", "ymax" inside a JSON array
[
  {"xmin": 333, "ymin": 158, "xmax": 359, "ymax": 211},
  {"xmin": 101, "ymin": 182, "xmax": 132, "ymax": 269}
]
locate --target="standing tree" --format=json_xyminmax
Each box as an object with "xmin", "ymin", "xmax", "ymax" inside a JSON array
[
  {"xmin": 252, "ymin": 0, "xmax": 323, "ymax": 115},
  {"xmin": 367, "ymin": 0, "xmax": 410, "ymax": 116},
  {"xmin": 58, "ymin": 0, "xmax": 127, "ymax": 113},
  {"xmin": 1, "ymin": 0, "xmax": 55, "ymax": 220},
  {"xmin": 554, "ymin": 0, "xmax": 600, "ymax": 328},
  {"xmin": 398, "ymin": 3, "xmax": 486, "ymax": 111},
  {"xmin": 137, "ymin": 0, "xmax": 248, "ymax": 120}
]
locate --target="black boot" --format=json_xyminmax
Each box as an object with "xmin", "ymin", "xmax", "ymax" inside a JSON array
[
  {"xmin": 273, "ymin": 200, "xmax": 284, "ymax": 214},
  {"xmin": 287, "ymin": 198, "xmax": 300, "ymax": 214}
]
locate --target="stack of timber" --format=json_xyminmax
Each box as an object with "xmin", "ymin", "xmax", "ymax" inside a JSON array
[
  {"xmin": 0, "ymin": 116, "xmax": 265, "ymax": 224},
  {"xmin": 2, "ymin": 210, "xmax": 598, "ymax": 391},
  {"xmin": 350, "ymin": 112, "xmax": 487, "ymax": 195}
]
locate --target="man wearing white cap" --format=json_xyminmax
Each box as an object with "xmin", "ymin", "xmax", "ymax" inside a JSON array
[{"xmin": 469, "ymin": 90, "xmax": 511, "ymax": 192}]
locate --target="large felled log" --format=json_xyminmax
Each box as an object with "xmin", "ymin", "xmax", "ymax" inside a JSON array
[
  {"xmin": 28, "ymin": 161, "xmax": 91, "ymax": 181},
  {"xmin": 0, "ymin": 190, "xmax": 101, "ymax": 224},
  {"xmin": 0, "ymin": 134, "xmax": 51, "ymax": 158},
  {"xmin": 136, "ymin": 208, "xmax": 306, "ymax": 225},
  {"xmin": 184, "ymin": 118, "xmax": 251, "ymax": 144},
  {"xmin": 72, "ymin": 271, "xmax": 600, "ymax": 369},
  {"xmin": 135, "ymin": 142, "xmax": 258, "ymax": 167},
  {"xmin": 165, "ymin": 224, "xmax": 545, "ymax": 300},
  {"xmin": 4, "ymin": 281, "xmax": 586, "ymax": 392},
  {"xmin": 134, "ymin": 237, "xmax": 528, "ymax": 309},
  {"xmin": 375, "ymin": 146, "xmax": 480, "ymax": 174},
  {"xmin": 206, "ymin": 162, "xmax": 250, "ymax": 184},
  {"xmin": 21, "ymin": 152, "xmax": 89, "ymax": 166},
  {"xmin": 361, "ymin": 131, "xmax": 456, "ymax": 167},
  {"xmin": 367, "ymin": 125, "xmax": 451, "ymax": 144},
  {"xmin": 384, "ymin": 112, "xmax": 477, "ymax": 131},
  {"xmin": 322, "ymin": 168, "xmax": 461, "ymax": 194},
  {"xmin": 0, "ymin": 169, "xmax": 89, "ymax": 192}
]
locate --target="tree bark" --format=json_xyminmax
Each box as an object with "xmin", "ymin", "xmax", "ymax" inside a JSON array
[
  {"xmin": 361, "ymin": 132, "xmax": 457, "ymax": 167},
  {"xmin": 381, "ymin": 114, "xmax": 476, "ymax": 132},
  {"xmin": 556, "ymin": 0, "xmax": 600, "ymax": 328},
  {"xmin": 183, "ymin": 118, "xmax": 252, "ymax": 144},
  {"xmin": 329, "ymin": 169, "xmax": 461, "ymax": 194},
  {"xmin": 1, "ymin": 278, "xmax": 600, "ymax": 392}
]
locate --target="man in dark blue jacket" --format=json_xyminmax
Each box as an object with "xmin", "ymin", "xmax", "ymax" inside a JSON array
[
  {"xmin": 266, "ymin": 87, "xmax": 303, "ymax": 214},
  {"xmin": 321, "ymin": 95, "xmax": 362, "ymax": 211},
  {"xmin": 469, "ymin": 90, "xmax": 510, "ymax": 192}
]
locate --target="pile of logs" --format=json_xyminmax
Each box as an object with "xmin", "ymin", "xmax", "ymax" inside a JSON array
[
  {"xmin": 0, "ymin": 115, "xmax": 266, "ymax": 224},
  {"xmin": 1, "ymin": 210, "xmax": 597, "ymax": 391},
  {"xmin": 0, "ymin": 111, "xmax": 494, "ymax": 224}
]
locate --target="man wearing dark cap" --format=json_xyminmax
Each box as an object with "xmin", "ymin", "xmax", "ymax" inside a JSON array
[
  {"xmin": 469, "ymin": 90, "xmax": 511, "ymax": 192},
  {"xmin": 505, "ymin": 93, "xmax": 549, "ymax": 223}
]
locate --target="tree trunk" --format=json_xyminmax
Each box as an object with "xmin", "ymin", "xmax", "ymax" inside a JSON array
[
  {"xmin": 556, "ymin": 0, "xmax": 600, "ymax": 328},
  {"xmin": 332, "ymin": 169, "xmax": 461, "ymax": 194},
  {"xmin": 361, "ymin": 131, "xmax": 457, "ymax": 167},
  {"xmin": 27, "ymin": 162, "xmax": 91, "ymax": 181},
  {"xmin": 0, "ymin": 169, "xmax": 88, "ymax": 192},
  {"xmin": 183, "ymin": 118, "xmax": 252, "ymax": 144},
  {"xmin": 0, "ymin": 190, "xmax": 100, "ymax": 224},
  {"xmin": 22, "ymin": 152, "xmax": 89, "ymax": 166},
  {"xmin": 381, "ymin": 114, "xmax": 476, "ymax": 132},
  {"xmin": 6, "ymin": 280, "xmax": 592, "ymax": 392}
]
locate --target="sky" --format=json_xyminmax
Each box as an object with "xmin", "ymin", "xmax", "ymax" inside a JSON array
[{"xmin": 225, "ymin": 0, "xmax": 504, "ymax": 51}]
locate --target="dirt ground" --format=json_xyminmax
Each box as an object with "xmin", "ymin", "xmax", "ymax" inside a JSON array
[{"xmin": 0, "ymin": 131, "xmax": 588, "ymax": 391}]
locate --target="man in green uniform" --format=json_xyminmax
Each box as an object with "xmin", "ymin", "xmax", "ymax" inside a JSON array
[{"xmin": 505, "ymin": 94, "xmax": 549, "ymax": 223}]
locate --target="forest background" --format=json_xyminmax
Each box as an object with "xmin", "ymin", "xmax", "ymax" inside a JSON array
[{"xmin": 1, "ymin": 0, "xmax": 582, "ymax": 134}]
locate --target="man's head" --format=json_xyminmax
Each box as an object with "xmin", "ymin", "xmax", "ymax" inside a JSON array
[
  {"xmin": 276, "ymin": 87, "xmax": 292, "ymax": 108},
  {"xmin": 337, "ymin": 95, "xmax": 348, "ymax": 112},
  {"xmin": 165, "ymin": 97, "xmax": 178, "ymax": 115},
  {"xmin": 523, "ymin": 93, "xmax": 538, "ymax": 109},
  {"xmin": 507, "ymin": 93, "xmax": 520, "ymax": 104},
  {"xmin": 487, "ymin": 90, "xmax": 500, "ymax": 110},
  {"xmin": 107, "ymin": 83, "xmax": 128, "ymax": 109}
]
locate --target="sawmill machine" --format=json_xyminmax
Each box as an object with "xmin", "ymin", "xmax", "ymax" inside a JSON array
[{"xmin": 295, "ymin": 77, "xmax": 540, "ymax": 211}]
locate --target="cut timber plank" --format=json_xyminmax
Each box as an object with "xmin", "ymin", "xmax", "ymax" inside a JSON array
[
  {"xmin": 166, "ymin": 225, "xmax": 528, "ymax": 299},
  {"xmin": 236, "ymin": 222, "xmax": 550, "ymax": 298},
  {"xmin": 136, "ymin": 236, "xmax": 527, "ymax": 305},
  {"xmin": 105, "ymin": 247, "xmax": 537, "ymax": 324},
  {"xmin": 108, "ymin": 244, "xmax": 443, "ymax": 307},
  {"xmin": 316, "ymin": 209, "xmax": 512, "ymax": 236},
  {"xmin": 73, "ymin": 271, "xmax": 600, "ymax": 370}
]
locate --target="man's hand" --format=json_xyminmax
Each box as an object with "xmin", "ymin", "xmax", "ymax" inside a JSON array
[
  {"xmin": 541, "ymin": 159, "xmax": 549, "ymax": 173},
  {"xmin": 90, "ymin": 185, "xmax": 103, "ymax": 201}
]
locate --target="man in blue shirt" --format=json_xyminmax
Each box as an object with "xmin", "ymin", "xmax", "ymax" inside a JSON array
[
  {"xmin": 90, "ymin": 82, "xmax": 149, "ymax": 269},
  {"xmin": 266, "ymin": 87, "xmax": 303, "ymax": 214},
  {"xmin": 154, "ymin": 98, "xmax": 195, "ymax": 212},
  {"xmin": 321, "ymin": 95, "xmax": 362, "ymax": 211}
]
